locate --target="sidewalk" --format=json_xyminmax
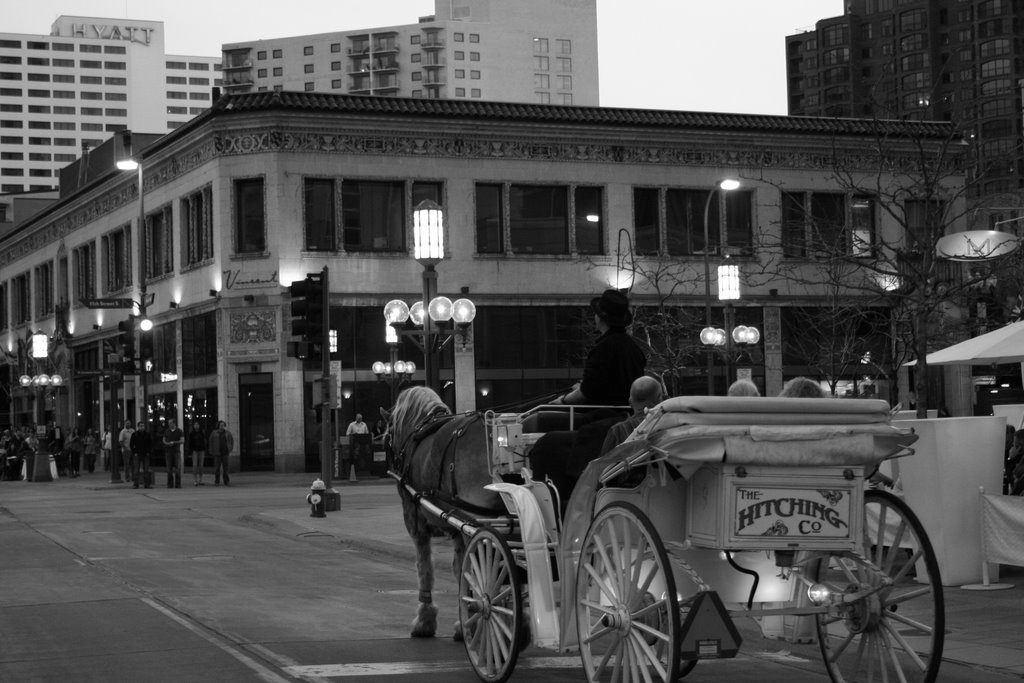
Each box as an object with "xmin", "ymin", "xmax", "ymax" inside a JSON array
[{"xmin": 29, "ymin": 469, "xmax": 1024, "ymax": 678}]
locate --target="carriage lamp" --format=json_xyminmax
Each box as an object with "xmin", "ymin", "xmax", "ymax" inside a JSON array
[{"xmin": 807, "ymin": 583, "xmax": 832, "ymax": 606}]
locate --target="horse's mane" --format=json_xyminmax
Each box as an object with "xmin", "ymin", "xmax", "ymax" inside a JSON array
[{"xmin": 389, "ymin": 386, "xmax": 451, "ymax": 447}]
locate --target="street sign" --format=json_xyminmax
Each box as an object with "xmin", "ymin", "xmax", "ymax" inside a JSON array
[
  {"xmin": 77, "ymin": 369, "xmax": 110, "ymax": 377},
  {"xmin": 81, "ymin": 297, "xmax": 134, "ymax": 309}
]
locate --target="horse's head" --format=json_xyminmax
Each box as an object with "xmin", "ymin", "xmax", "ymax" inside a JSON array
[{"xmin": 384, "ymin": 385, "xmax": 450, "ymax": 457}]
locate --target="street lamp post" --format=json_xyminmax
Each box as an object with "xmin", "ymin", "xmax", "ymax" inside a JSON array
[
  {"xmin": 702, "ymin": 179, "xmax": 740, "ymax": 394},
  {"xmin": 373, "ymin": 324, "xmax": 417, "ymax": 403},
  {"xmin": 117, "ymin": 131, "xmax": 151, "ymax": 432},
  {"xmin": 700, "ymin": 256, "xmax": 760, "ymax": 387},
  {"xmin": 22, "ymin": 330, "xmax": 63, "ymax": 482}
]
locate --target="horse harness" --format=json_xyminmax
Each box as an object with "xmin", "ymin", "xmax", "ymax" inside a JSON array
[{"xmin": 395, "ymin": 411, "xmax": 496, "ymax": 516}]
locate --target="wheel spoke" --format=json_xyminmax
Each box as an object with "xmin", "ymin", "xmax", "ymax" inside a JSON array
[{"xmin": 880, "ymin": 616, "xmax": 929, "ymax": 673}]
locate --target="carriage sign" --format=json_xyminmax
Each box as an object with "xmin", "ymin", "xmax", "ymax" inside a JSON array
[{"xmin": 733, "ymin": 486, "xmax": 851, "ymax": 539}]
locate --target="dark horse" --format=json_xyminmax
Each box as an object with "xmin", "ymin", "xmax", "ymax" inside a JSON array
[{"xmin": 383, "ymin": 385, "xmax": 502, "ymax": 640}]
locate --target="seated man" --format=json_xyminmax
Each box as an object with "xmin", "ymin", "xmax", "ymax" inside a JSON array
[
  {"xmin": 598, "ymin": 376, "xmax": 666, "ymax": 456},
  {"xmin": 529, "ymin": 376, "xmax": 663, "ymax": 507}
]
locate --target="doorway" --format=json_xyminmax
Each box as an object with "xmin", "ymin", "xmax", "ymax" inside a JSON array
[{"xmin": 238, "ymin": 373, "xmax": 275, "ymax": 471}]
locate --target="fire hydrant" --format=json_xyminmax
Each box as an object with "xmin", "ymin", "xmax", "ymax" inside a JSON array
[{"xmin": 307, "ymin": 478, "xmax": 327, "ymax": 518}]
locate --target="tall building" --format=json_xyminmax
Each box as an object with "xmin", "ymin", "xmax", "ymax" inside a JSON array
[
  {"xmin": 0, "ymin": 16, "xmax": 222, "ymax": 194},
  {"xmin": 785, "ymin": 0, "xmax": 1024, "ymax": 220},
  {"xmin": 221, "ymin": 0, "xmax": 598, "ymax": 105}
]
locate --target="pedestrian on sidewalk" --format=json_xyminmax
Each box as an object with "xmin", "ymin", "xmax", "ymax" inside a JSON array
[
  {"xmin": 83, "ymin": 427, "xmax": 98, "ymax": 473},
  {"xmin": 208, "ymin": 421, "xmax": 234, "ymax": 487},
  {"xmin": 101, "ymin": 425, "xmax": 112, "ymax": 472},
  {"xmin": 130, "ymin": 421, "xmax": 152, "ymax": 489},
  {"xmin": 163, "ymin": 418, "xmax": 184, "ymax": 488},
  {"xmin": 117, "ymin": 421, "xmax": 134, "ymax": 484},
  {"xmin": 65, "ymin": 428, "xmax": 83, "ymax": 477},
  {"xmin": 187, "ymin": 420, "xmax": 207, "ymax": 486}
]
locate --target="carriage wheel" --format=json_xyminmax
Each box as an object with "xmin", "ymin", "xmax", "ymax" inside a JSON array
[
  {"xmin": 812, "ymin": 490, "xmax": 944, "ymax": 683},
  {"xmin": 459, "ymin": 527, "xmax": 523, "ymax": 683},
  {"xmin": 576, "ymin": 502, "xmax": 680, "ymax": 683}
]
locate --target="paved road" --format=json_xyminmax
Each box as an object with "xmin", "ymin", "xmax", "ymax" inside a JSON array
[{"xmin": 1, "ymin": 473, "xmax": 1019, "ymax": 681}]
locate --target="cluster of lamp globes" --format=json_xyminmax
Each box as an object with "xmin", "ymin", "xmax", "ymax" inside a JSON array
[
  {"xmin": 699, "ymin": 325, "xmax": 761, "ymax": 347},
  {"xmin": 382, "ymin": 297, "xmax": 477, "ymax": 332}
]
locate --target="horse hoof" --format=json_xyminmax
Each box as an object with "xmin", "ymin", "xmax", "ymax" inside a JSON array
[
  {"xmin": 453, "ymin": 623, "xmax": 464, "ymax": 642},
  {"xmin": 410, "ymin": 627, "xmax": 436, "ymax": 638}
]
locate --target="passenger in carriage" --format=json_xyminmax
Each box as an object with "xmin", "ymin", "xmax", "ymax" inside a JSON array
[
  {"xmin": 598, "ymin": 376, "xmax": 666, "ymax": 456},
  {"xmin": 727, "ymin": 378, "xmax": 761, "ymax": 397},
  {"xmin": 779, "ymin": 376, "xmax": 827, "ymax": 398},
  {"xmin": 551, "ymin": 289, "xmax": 646, "ymax": 407}
]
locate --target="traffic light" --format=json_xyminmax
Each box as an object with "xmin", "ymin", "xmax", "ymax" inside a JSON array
[
  {"xmin": 289, "ymin": 273, "xmax": 325, "ymax": 341},
  {"xmin": 117, "ymin": 315, "xmax": 136, "ymax": 359}
]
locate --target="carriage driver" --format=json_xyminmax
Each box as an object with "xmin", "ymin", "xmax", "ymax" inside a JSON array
[{"xmin": 551, "ymin": 289, "xmax": 646, "ymax": 407}]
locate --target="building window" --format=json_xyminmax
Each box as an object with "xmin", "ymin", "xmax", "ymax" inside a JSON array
[
  {"xmin": 304, "ymin": 64, "xmax": 314, "ymax": 73},
  {"xmin": 304, "ymin": 46, "xmax": 313, "ymax": 56},
  {"xmin": 469, "ymin": 34, "xmax": 480, "ymax": 43},
  {"xmin": 272, "ymin": 49, "xmax": 282, "ymax": 59},
  {"xmin": 102, "ymin": 225, "xmax": 132, "ymax": 293},
  {"xmin": 304, "ymin": 177, "xmax": 336, "ymax": 251},
  {"xmin": 12, "ymin": 273, "xmax": 30, "ymax": 325},
  {"xmin": 575, "ymin": 186, "xmax": 603, "ymax": 255},
  {"xmin": 471, "ymin": 70, "xmax": 480, "ymax": 80},
  {"xmin": 557, "ymin": 39, "xmax": 571, "ymax": 54},
  {"xmin": 73, "ymin": 241, "xmax": 96, "ymax": 303},
  {"xmin": 456, "ymin": 87, "xmax": 466, "ymax": 96},
  {"xmin": 537, "ymin": 92, "xmax": 551, "ymax": 104},
  {"xmin": 273, "ymin": 67, "xmax": 283, "ymax": 77},
  {"xmin": 454, "ymin": 51, "xmax": 465, "ymax": 60},
  {"xmin": 34, "ymin": 262, "xmax": 53, "ymax": 319},
  {"xmin": 475, "ymin": 184, "xmax": 504, "ymax": 254},
  {"xmin": 634, "ymin": 187, "xmax": 754, "ymax": 256},
  {"xmin": 182, "ymin": 311, "xmax": 217, "ymax": 379},
  {"xmin": 145, "ymin": 205, "xmax": 174, "ymax": 280},
  {"xmin": 534, "ymin": 37, "xmax": 548, "ymax": 53},
  {"xmin": 534, "ymin": 56, "xmax": 549, "ymax": 70},
  {"xmin": 257, "ymin": 50, "xmax": 267, "ymax": 60},
  {"xmin": 341, "ymin": 180, "xmax": 405, "ymax": 252},
  {"xmin": 181, "ymin": 185, "xmax": 213, "ymax": 267},
  {"xmin": 234, "ymin": 178, "xmax": 266, "ymax": 254},
  {"xmin": 782, "ymin": 192, "xmax": 874, "ymax": 257},
  {"xmin": 470, "ymin": 52, "xmax": 480, "ymax": 61},
  {"xmin": 454, "ymin": 32, "xmax": 464, "ymax": 42},
  {"xmin": 534, "ymin": 74, "xmax": 549, "ymax": 88},
  {"xmin": 471, "ymin": 88, "xmax": 481, "ymax": 98}
]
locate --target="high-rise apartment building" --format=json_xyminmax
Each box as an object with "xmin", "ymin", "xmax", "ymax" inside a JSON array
[
  {"xmin": 785, "ymin": 0, "xmax": 1023, "ymax": 216},
  {"xmin": 221, "ymin": 0, "xmax": 598, "ymax": 106},
  {"xmin": 0, "ymin": 16, "xmax": 221, "ymax": 193}
]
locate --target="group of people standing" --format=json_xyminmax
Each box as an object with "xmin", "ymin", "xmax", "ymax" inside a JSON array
[{"xmin": 114, "ymin": 419, "xmax": 234, "ymax": 489}]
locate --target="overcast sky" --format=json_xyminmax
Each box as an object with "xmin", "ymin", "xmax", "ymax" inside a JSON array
[{"xmin": 7, "ymin": 1, "xmax": 834, "ymax": 114}]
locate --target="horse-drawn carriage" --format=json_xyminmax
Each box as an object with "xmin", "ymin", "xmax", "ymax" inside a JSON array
[{"xmin": 386, "ymin": 388, "xmax": 943, "ymax": 683}]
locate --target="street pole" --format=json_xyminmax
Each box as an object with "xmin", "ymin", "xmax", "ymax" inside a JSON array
[
  {"xmin": 421, "ymin": 264, "xmax": 439, "ymax": 393},
  {"xmin": 702, "ymin": 189, "xmax": 716, "ymax": 396},
  {"xmin": 319, "ymin": 266, "xmax": 340, "ymax": 510},
  {"xmin": 136, "ymin": 162, "xmax": 148, "ymax": 432}
]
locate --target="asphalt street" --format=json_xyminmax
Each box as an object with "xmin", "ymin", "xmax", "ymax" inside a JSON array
[{"xmin": 1, "ymin": 471, "xmax": 1022, "ymax": 682}]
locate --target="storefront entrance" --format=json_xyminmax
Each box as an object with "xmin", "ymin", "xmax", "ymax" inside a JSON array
[{"xmin": 238, "ymin": 373, "xmax": 275, "ymax": 471}]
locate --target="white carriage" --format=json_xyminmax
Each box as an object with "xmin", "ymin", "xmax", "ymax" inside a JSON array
[{"xmin": 429, "ymin": 396, "xmax": 942, "ymax": 682}]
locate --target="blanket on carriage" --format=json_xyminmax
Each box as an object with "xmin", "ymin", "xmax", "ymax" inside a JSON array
[{"xmin": 557, "ymin": 396, "xmax": 918, "ymax": 649}]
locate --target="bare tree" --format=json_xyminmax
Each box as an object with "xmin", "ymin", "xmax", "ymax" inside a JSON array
[{"xmin": 753, "ymin": 117, "xmax": 1021, "ymax": 416}]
